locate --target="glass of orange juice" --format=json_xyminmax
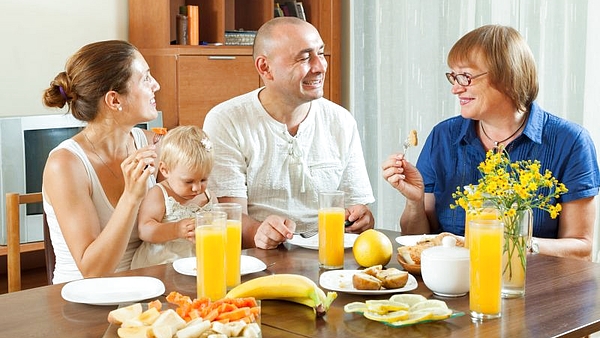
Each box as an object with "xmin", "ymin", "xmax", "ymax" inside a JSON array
[
  {"xmin": 318, "ymin": 191, "xmax": 345, "ymax": 269},
  {"xmin": 213, "ymin": 203, "xmax": 242, "ymax": 289},
  {"xmin": 464, "ymin": 204, "xmax": 499, "ymax": 248},
  {"xmin": 469, "ymin": 217, "xmax": 503, "ymax": 321},
  {"xmin": 196, "ymin": 210, "xmax": 227, "ymax": 301}
]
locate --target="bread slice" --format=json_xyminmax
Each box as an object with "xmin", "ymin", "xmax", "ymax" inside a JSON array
[
  {"xmin": 363, "ymin": 264, "xmax": 383, "ymax": 277},
  {"xmin": 352, "ymin": 272, "xmax": 382, "ymax": 290},
  {"xmin": 376, "ymin": 268, "xmax": 408, "ymax": 289}
]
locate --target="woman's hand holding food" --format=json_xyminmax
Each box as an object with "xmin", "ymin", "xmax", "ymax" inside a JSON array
[
  {"xmin": 122, "ymin": 144, "xmax": 157, "ymax": 200},
  {"xmin": 382, "ymin": 153, "xmax": 425, "ymax": 202}
]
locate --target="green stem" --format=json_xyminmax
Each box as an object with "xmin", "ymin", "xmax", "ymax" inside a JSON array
[{"xmin": 503, "ymin": 212, "xmax": 527, "ymax": 281}]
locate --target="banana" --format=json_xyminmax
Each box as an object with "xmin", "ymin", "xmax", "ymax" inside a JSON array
[{"xmin": 225, "ymin": 274, "xmax": 337, "ymax": 317}]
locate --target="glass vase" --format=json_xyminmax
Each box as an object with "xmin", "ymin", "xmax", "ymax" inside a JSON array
[{"xmin": 501, "ymin": 208, "xmax": 533, "ymax": 298}]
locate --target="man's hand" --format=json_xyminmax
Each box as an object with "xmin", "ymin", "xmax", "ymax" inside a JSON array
[
  {"xmin": 345, "ymin": 205, "xmax": 375, "ymax": 233},
  {"xmin": 253, "ymin": 215, "xmax": 297, "ymax": 249}
]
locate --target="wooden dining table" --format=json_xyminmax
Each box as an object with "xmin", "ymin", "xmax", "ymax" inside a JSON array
[{"xmin": 2, "ymin": 229, "xmax": 600, "ymax": 337}]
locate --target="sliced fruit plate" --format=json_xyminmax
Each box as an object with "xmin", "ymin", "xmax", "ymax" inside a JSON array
[{"xmin": 343, "ymin": 294, "xmax": 464, "ymax": 328}]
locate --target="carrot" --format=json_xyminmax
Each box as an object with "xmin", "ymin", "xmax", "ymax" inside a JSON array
[
  {"xmin": 151, "ymin": 127, "xmax": 168, "ymax": 135},
  {"xmin": 217, "ymin": 307, "xmax": 251, "ymax": 322},
  {"xmin": 204, "ymin": 308, "xmax": 220, "ymax": 322},
  {"xmin": 217, "ymin": 303, "xmax": 237, "ymax": 314},
  {"xmin": 165, "ymin": 292, "xmax": 260, "ymax": 324},
  {"xmin": 166, "ymin": 291, "xmax": 191, "ymax": 307},
  {"xmin": 188, "ymin": 309, "xmax": 202, "ymax": 320},
  {"xmin": 191, "ymin": 297, "xmax": 210, "ymax": 310},
  {"xmin": 147, "ymin": 299, "xmax": 162, "ymax": 311}
]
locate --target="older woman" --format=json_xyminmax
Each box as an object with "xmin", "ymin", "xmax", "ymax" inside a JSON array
[
  {"xmin": 42, "ymin": 40, "xmax": 161, "ymax": 283},
  {"xmin": 382, "ymin": 25, "xmax": 599, "ymax": 260}
]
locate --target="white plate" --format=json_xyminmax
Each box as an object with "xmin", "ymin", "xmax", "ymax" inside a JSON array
[
  {"xmin": 395, "ymin": 234, "xmax": 436, "ymax": 246},
  {"xmin": 319, "ymin": 270, "xmax": 418, "ymax": 295},
  {"xmin": 61, "ymin": 276, "xmax": 165, "ymax": 306},
  {"xmin": 172, "ymin": 255, "xmax": 267, "ymax": 277},
  {"xmin": 287, "ymin": 233, "xmax": 358, "ymax": 250}
]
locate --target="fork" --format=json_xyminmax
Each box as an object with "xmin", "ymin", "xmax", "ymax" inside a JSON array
[
  {"xmin": 402, "ymin": 136, "xmax": 412, "ymax": 154},
  {"xmin": 299, "ymin": 230, "xmax": 318, "ymax": 238},
  {"xmin": 298, "ymin": 221, "xmax": 354, "ymax": 238}
]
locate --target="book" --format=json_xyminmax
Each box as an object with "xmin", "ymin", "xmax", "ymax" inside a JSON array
[
  {"xmin": 279, "ymin": 3, "xmax": 290, "ymax": 16},
  {"xmin": 176, "ymin": 14, "xmax": 188, "ymax": 45},
  {"xmin": 187, "ymin": 5, "xmax": 199, "ymax": 45},
  {"xmin": 284, "ymin": 1, "xmax": 299, "ymax": 17},
  {"xmin": 225, "ymin": 30, "xmax": 257, "ymax": 46},
  {"xmin": 274, "ymin": 3, "xmax": 284, "ymax": 17},
  {"xmin": 295, "ymin": 2, "xmax": 306, "ymax": 21}
]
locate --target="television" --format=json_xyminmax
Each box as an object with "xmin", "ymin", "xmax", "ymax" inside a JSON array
[{"xmin": 0, "ymin": 112, "xmax": 163, "ymax": 245}]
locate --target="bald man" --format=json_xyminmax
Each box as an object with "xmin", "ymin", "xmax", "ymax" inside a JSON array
[{"xmin": 204, "ymin": 17, "xmax": 375, "ymax": 249}]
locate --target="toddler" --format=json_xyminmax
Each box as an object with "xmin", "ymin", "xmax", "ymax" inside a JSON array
[{"xmin": 131, "ymin": 125, "xmax": 215, "ymax": 269}]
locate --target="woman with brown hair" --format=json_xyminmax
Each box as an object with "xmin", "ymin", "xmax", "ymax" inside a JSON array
[
  {"xmin": 42, "ymin": 40, "xmax": 162, "ymax": 283},
  {"xmin": 382, "ymin": 25, "xmax": 599, "ymax": 260}
]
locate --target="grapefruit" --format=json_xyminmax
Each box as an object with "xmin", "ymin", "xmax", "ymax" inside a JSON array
[{"xmin": 353, "ymin": 229, "xmax": 393, "ymax": 267}]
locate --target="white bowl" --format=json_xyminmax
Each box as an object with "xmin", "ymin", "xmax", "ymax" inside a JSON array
[{"xmin": 421, "ymin": 236, "xmax": 469, "ymax": 297}]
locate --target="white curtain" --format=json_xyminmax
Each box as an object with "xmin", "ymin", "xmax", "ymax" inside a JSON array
[{"xmin": 346, "ymin": 0, "xmax": 600, "ymax": 256}]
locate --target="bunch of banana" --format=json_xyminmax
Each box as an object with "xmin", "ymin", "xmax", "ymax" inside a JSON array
[{"xmin": 225, "ymin": 274, "xmax": 337, "ymax": 317}]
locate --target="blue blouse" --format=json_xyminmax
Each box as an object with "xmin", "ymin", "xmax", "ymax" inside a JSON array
[{"xmin": 416, "ymin": 101, "xmax": 600, "ymax": 238}]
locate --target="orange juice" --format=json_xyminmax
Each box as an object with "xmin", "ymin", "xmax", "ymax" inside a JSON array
[
  {"xmin": 464, "ymin": 207, "xmax": 499, "ymax": 248},
  {"xmin": 469, "ymin": 219, "xmax": 503, "ymax": 320},
  {"xmin": 196, "ymin": 217, "xmax": 226, "ymax": 301},
  {"xmin": 225, "ymin": 219, "xmax": 242, "ymax": 288},
  {"xmin": 318, "ymin": 207, "xmax": 345, "ymax": 269}
]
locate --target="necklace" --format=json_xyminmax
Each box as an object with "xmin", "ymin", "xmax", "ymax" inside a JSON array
[
  {"xmin": 83, "ymin": 132, "xmax": 129, "ymax": 179},
  {"xmin": 480, "ymin": 116, "xmax": 527, "ymax": 147}
]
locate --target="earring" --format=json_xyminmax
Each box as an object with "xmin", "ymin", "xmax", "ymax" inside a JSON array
[{"xmin": 118, "ymin": 106, "xmax": 123, "ymax": 111}]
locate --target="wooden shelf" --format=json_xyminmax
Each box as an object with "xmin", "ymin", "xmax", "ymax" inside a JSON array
[
  {"xmin": 0, "ymin": 242, "xmax": 44, "ymax": 257},
  {"xmin": 129, "ymin": 0, "xmax": 341, "ymax": 129}
]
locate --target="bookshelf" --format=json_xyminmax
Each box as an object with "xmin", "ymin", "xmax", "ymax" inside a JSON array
[{"xmin": 128, "ymin": 0, "xmax": 341, "ymax": 129}]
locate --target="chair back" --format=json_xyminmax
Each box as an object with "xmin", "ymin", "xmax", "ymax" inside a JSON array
[
  {"xmin": 5, "ymin": 192, "xmax": 54, "ymax": 292},
  {"xmin": 43, "ymin": 213, "xmax": 55, "ymax": 285}
]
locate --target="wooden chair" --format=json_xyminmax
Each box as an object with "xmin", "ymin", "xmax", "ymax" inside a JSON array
[{"xmin": 5, "ymin": 192, "xmax": 54, "ymax": 292}]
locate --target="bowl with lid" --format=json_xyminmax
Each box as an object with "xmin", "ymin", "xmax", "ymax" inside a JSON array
[{"xmin": 421, "ymin": 236, "xmax": 469, "ymax": 297}]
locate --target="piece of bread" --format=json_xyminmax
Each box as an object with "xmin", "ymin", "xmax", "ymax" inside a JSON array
[
  {"xmin": 363, "ymin": 264, "xmax": 383, "ymax": 277},
  {"xmin": 352, "ymin": 272, "xmax": 382, "ymax": 290},
  {"xmin": 408, "ymin": 130, "xmax": 418, "ymax": 146},
  {"xmin": 424, "ymin": 232, "xmax": 465, "ymax": 247},
  {"xmin": 376, "ymin": 268, "xmax": 408, "ymax": 289},
  {"xmin": 397, "ymin": 243, "xmax": 432, "ymax": 265},
  {"xmin": 399, "ymin": 232, "xmax": 465, "ymax": 267}
]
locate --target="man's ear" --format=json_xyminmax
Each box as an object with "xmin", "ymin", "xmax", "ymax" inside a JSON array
[{"xmin": 255, "ymin": 56, "xmax": 273, "ymax": 81}]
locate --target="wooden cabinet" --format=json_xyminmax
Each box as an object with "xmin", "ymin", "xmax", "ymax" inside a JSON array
[
  {"xmin": 178, "ymin": 54, "xmax": 259, "ymax": 127},
  {"xmin": 128, "ymin": 0, "xmax": 341, "ymax": 129}
]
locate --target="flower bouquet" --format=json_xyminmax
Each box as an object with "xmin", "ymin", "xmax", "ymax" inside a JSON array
[{"xmin": 452, "ymin": 148, "xmax": 568, "ymax": 297}]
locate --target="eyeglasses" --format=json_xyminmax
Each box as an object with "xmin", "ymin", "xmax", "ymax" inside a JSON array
[{"xmin": 445, "ymin": 72, "xmax": 488, "ymax": 86}]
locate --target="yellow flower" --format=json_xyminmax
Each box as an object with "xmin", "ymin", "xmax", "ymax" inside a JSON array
[{"xmin": 451, "ymin": 147, "xmax": 568, "ymax": 220}]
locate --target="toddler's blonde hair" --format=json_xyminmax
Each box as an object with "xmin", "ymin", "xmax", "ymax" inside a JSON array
[{"xmin": 160, "ymin": 125, "xmax": 213, "ymax": 175}]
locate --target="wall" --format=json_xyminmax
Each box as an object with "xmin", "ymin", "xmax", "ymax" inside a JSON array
[{"xmin": 0, "ymin": 0, "xmax": 128, "ymax": 118}]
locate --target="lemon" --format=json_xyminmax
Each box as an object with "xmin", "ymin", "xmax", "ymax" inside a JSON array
[
  {"xmin": 363, "ymin": 309, "xmax": 409, "ymax": 322},
  {"xmin": 409, "ymin": 299, "xmax": 449, "ymax": 312},
  {"xmin": 343, "ymin": 302, "xmax": 367, "ymax": 313},
  {"xmin": 388, "ymin": 310, "xmax": 433, "ymax": 326},
  {"xmin": 428, "ymin": 308, "xmax": 453, "ymax": 320},
  {"xmin": 353, "ymin": 229, "xmax": 393, "ymax": 267},
  {"xmin": 389, "ymin": 294, "xmax": 427, "ymax": 307},
  {"xmin": 365, "ymin": 300, "xmax": 409, "ymax": 314}
]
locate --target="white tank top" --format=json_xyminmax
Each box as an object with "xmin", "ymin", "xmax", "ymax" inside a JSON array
[{"xmin": 43, "ymin": 128, "xmax": 155, "ymax": 284}]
